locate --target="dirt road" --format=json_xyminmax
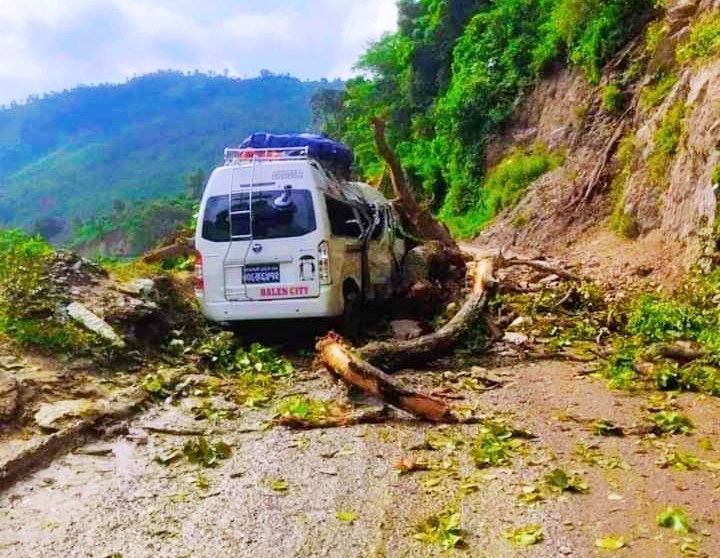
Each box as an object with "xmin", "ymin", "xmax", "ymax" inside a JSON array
[{"xmin": 1, "ymin": 359, "xmax": 719, "ymax": 558}]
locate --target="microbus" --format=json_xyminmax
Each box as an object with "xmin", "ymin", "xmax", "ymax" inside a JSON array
[{"xmin": 194, "ymin": 135, "xmax": 405, "ymax": 325}]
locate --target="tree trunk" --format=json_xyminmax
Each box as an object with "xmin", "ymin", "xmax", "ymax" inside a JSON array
[
  {"xmin": 357, "ymin": 257, "xmax": 494, "ymax": 370},
  {"xmin": 316, "ymin": 333, "xmax": 458, "ymax": 422},
  {"xmin": 371, "ymin": 117, "xmax": 456, "ymax": 248}
]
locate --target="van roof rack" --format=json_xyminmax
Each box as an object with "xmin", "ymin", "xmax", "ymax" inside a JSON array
[{"xmin": 224, "ymin": 147, "xmax": 310, "ymax": 166}]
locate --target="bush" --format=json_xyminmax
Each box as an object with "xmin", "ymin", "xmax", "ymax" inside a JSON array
[
  {"xmin": 676, "ymin": 12, "xmax": 720, "ymax": 63},
  {"xmin": 0, "ymin": 230, "xmax": 103, "ymax": 353},
  {"xmin": 639, "ymin": 71, "xmax": 678, "ymax": 109},
  {"xmin": 647, "ymin": 102, "xmax": 687, "ymax": 187},
  {"xmin": 602, "ymin": 82, "xmax": 626, "ymax": 112},
  {"xmin": 441, "ymin": 145, "xmax": 563, "ymax": 238}
]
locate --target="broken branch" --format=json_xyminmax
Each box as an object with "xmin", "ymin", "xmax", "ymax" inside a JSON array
[
  {"xmin": 316, "ymin": 333, "xmax": 458, "ymax": 422},
  {"xmin": 496, "ymin": 253, "xmax": 580, "ymax": 282},
  {"xmin": 359, "ymin": 257, "xmax": 495, "ymax": 370}
]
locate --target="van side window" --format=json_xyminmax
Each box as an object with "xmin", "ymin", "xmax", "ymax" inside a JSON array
[
  {"xmin": 326, "ymin": 196, "xmax": 362, "ymax": 239},
  {"xmin": 202, "ymin": 196, "xmax": 230, "ymax": 241}
]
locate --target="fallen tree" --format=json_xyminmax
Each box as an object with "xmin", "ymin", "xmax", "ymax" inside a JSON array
[
  {"xmin": 316, "ymin": 332, "xmax": 459, "ymax": 422},
  {"xmin": 359, "ymin": 257, "xmax": 495, "ymax": 370},
  {"xmin": 312, "ymin": 258, "xmax": 493, "ymax": 422},
  {"xmin": 372, "ymin": 117, "xmax": 456, "ymax": 249}
]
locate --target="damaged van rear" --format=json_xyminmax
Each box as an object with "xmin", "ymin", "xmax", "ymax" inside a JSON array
[{"xmin": 194, "ymin": 134, "xmax": 405, "ymax": 323}]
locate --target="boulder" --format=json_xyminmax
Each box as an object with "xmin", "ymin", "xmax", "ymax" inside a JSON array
[
  {"xmin": 0, "ymin": 372, "xmax": 19, "ymax": 423},
  {"xmin": 66, "ymin": 302, "xmax": 126, "ymax": 348},
  {"xmin": 34, "ymin": 399, "xmax": 104, "ymax": 431},
  {"xmin": 503, "ymin": 332, "xmax": 529, "ymax": 346},
  {"xmin": 390, "ymin": 319, "xmax": 424, "ymax": 340}
]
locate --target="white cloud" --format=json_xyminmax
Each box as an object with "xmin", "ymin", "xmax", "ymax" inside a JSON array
[{"xmin": 0, "ymin": 0, "xmax": 398, "ymax": 104}]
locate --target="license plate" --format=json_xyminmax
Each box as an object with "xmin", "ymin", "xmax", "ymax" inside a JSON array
[{"xmin": 244, "ymin": 264, "xmax": 280, "ymax": 284}]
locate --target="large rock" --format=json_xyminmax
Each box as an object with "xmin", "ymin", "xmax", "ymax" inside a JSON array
[
  {"xmin": 0, "ymin": 372, "xmax": 18, "ymax": 423},
  {"xmin": 34, "ymin": 399, "xmax": 105, "ymax": 431},
  {"xmin": 390, "ymin": 320, "xmax": 424, "ymax": 340},
  {"xmin": 66, "ymin": 302, "xmax": 126, "ymax": 348}
]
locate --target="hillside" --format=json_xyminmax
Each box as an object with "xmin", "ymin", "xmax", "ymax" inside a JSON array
[
  {"xmin": 0, "ymin": 71, "xmax": 340, "ymax": 236},
  {"xmin": 322, "ymin": 0, "xmax": 720, "ymax": 284}
]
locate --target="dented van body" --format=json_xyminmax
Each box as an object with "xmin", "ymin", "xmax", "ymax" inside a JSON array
[{"xmin": 194, "ymin": 146, "xmax": 405, "ymax": 322}]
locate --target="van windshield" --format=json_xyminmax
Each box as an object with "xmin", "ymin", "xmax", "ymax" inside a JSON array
[{"xmin": 201, "ymin": 190, "xmax": 316, "ymax": 242}]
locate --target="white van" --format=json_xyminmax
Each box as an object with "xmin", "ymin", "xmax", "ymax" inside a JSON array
[{"xmin": 193, "ymin": 146, "xmax": 405, "ymax": 323}]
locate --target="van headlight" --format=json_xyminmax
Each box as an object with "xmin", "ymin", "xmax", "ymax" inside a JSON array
[{"xmin": 318, "ymin": 240, "xmax": 331, "ymax": 285}]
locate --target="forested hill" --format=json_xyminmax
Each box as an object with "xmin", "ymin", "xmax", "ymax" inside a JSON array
[
  {"xmin": 0, "ymin": 71, "xmax": 340, "ymax": 233},
  {"xmin": 318, "ymin": 0, "xmax": 658, "ymax": 237}
]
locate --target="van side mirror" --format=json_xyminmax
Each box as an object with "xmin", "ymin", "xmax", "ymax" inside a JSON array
[{"xmin": 344, "ymin": 219, "xmax": 364, "ymax": 239}]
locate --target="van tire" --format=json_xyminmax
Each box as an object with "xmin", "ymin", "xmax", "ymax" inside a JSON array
[{"xmin": 341, "ymin": 288, "xmax": 360, "ymax": 341}]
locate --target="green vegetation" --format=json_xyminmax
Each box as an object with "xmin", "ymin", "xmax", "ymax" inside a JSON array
[
  {"xmin": 544, "ymin": 468, "xmax": 590, "ymax": 493},
  {"xmin": 441, "ymin": 145, "xmax": 563, "ymax": 238},
  {"xmin": 602, "ymin": 82, "xmax": 626, "ymax": 112},
  {"xmin": 469, "ymin": 422, "xmax": 527, "ymax": 468},
  {"xmin": 195, "ymin": 333, "xmax": 294, "ymax": 408},
  {"xmin": 504, "ymin": 524, "xmax": 544, "ymax": 546},
  {"xmin": 0, "ymin": 71, "xmax": 338, "ymax": 231},
  {"xmin": 182, "ymin": 437, "xmax": 232, "ymax": 468},
  {"xmin": 604, "ymin": 269, "xmax": 720, "ymax": 394},
  {"xmin": 647, "ymin": 101, "xmax": 687, "ymax": 188},
  {"xmin": 676, "ymin": 12, "xmax": 720, "ymax": 63},
  {"xmin": 321, "ymin": 0, "xmax": 654, "ymax": 231},
  {"xmin": 645, "ymin": 20, "xmax": 670, "ymax": 57},
  {"xmin": 712, "ymin": 161, "xmax": 720, "ymax": 186},
  {"xmin": 275, "ymin": 396, "xmax": 341, "ymax": 423},
  {"xmin": 70, "ymin": 194, "xmax": 197, "ymax": 255},
  {"xmin": 639, "ymin": 71, "xmax": 678, "ymax": 109},
  {"xmin": 595, "ymin": 536, "xmax": 626, "ymax": 550},
  {"xmin": 0, "ymin": 230, "xmax": 105, "ymax": 353},
  {"xmin": 414, "ymin": 509, "xmax": 464, "ymax": 550},
  {"xmin": 656, "ymin": 506, "xmax": 692, "ymax": 533},
  {"xmin": 652, "ymin": 411, "xmax": 693, "ymax": 435}
]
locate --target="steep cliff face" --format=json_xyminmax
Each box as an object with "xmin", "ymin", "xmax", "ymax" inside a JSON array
[{"xmin": 478, "ymin": 0, "xmax": 720, "ymax": 283}]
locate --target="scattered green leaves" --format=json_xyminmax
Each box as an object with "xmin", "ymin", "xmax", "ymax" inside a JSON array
[
  {"xmin": 336, "ymin": 510, "xmax": 358, "ymax": 523},
  {"xmin": 504, "ymin": 524, "xmax": 544, "ymax": 547},
  {"xmin": 657, "ymin": 506, "xmax": 692, "ymax": 533},
  {"xmin": 182, "ymin": 437, "xmax": 231, "ymax": 468},
  {"xmin": 414, "ymin": 509, "xmax": 464, "ymax": 551},
  {"xmin": 594, "ymin": 420, "xmax": 624, "ymax": 437},
  {"xmin": 269, "ymin": 479, "xmax": 289, "ymax": 492},
  {"xmin": 544, "ymin": 468, "xmax": 590, "ymax": 494},
  {"xmin": 653, "ymin": 411, "xmax": 693, "ymax": 435},
  {"xmin": 595, "ymin": 535, "xmax": 626, "ymax": 550}
]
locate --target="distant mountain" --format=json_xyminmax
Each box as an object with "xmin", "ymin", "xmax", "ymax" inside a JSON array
[{"xmin": 0, "ymin": 70, "xmax": 341, "ymax": 231}]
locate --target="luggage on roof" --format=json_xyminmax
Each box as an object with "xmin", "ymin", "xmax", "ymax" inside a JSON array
[{"xmin": 240, "ymin": 133, "xmax": 353, "ymax": 173}]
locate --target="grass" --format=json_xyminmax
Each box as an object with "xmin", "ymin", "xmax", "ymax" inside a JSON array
[
  {"xmin": 602, "ymin": 82, "xmax": 625, "ymax": 112},
  {"xmin": 645, "ymin": 20, "xmax": 669, "ymax": 57},
  {"xmin": 639, "ymin": 71, "xmax": 678, "ymax": 110},
  {"xmin": 676, "ymin": 12, "xmax": 720, "ymax": 64},
  {"xmin": 0, "ymin": 229, "xmax": 107, "ymax": 354},
  {"xmin": 441, "ymin": 145, "xmax": 563, "ymax": 239},
  {"xmin": 609, "ymin": 133, "xmax": 639, "ymax": 238},
  {"xmin": 647, "ymin": 102, "xmax": 687, "ymax": 188},
  {"xmin": 602, "ymin": 268, "xmax": 720, "ymax": 395}
]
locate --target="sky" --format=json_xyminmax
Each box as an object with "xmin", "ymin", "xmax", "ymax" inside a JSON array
[{"xmin": 0, "ymin": 0, "xmax": 398, "ymax": 105}]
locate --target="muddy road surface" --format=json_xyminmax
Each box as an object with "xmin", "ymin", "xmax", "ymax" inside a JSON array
[{"xmin": 1, "ymin": 359, "xmax": 719, "ymax": 558}]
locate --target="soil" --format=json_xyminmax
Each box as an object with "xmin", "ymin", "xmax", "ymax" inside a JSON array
[{"xmin": 1, "ymin": 357, "xmax": 718, "ymax": 558}]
